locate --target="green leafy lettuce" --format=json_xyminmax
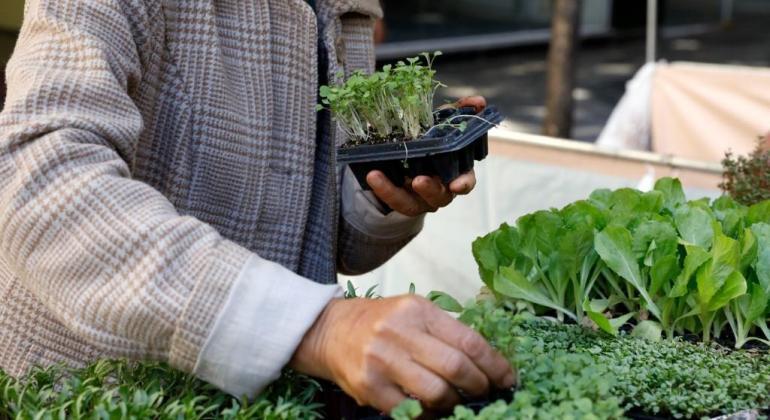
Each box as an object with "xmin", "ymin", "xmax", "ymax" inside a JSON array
[{"xmin": 473, "ymin": 177, "xmax": 770, "ymax": 346}]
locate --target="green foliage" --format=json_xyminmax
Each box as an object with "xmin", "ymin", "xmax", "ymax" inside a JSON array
[
  {"xmin": 318, "ymin": 52, "xmax": 445, "ymax": 142},
  {"xmin": 427, "ymin": 291, "xmax": 464, "ymax": 313},
  {"xmin": 445, "ymin": 353, "xmax": 624, "ymax": 420},
  {"xmin": 391, "ymin": 398, "xmax": 423, "ymax": 420},
  {"xmin": 518, "ymin": 317, "xmax": 770, "ymax": 419},
  {"xmin": 472, "ymin": 177, "xmax": 770, "ymax": 347},
  {"xmin": 458, "ymin": 301, "xmax": 770, "ymax": 419},
  {"xmin": 721, "ymin": 137, "xmax": 770, "ymax": 206},
  {"xmin": 344, "ymin": 280, "xmax": 380, "ymax": 299},
  {"xmin": 451, "ymin": 302, "xmax": 625, "ymax": 420},
  {"xmin": 0, "ymin": 360, "xmax": 322, "ymax": 420}
]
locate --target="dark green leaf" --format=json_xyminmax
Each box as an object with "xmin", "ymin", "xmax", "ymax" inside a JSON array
[
  {"xmin": 747, "ymin": 200, "xmax": 770, "ymax": 225},
  {"xmin": 742, "ymin": 282, "xmax": 768, "ymax": 322},
  {"xmin": 595, "ymin": 225, "xmax": 661, "ymax": 318},
  {"xmin": 427, "ymin": 291, "xmax": 463, "ymax": 313},
  {"xmin": 650, "ymin": 254, "xmax": 681, "ymax": 296},
  {"xmin": 739, "ymin": 227, "xmax": 758, "ymax": 272},
  {"xmin": 495, "ymin": 266, "xmax": 576, "ymax": 320},
  {"xmin": 632, "ymin": 220, "xmax": 678, "ymax": 264},
  {"xmin": 583, "ymin": 299, "xmax": 634, "ymax": 336},
  {"xmin": 751, "ymin": 223, "xmax": 770, "ymax": 293},
  {"xmin": 670, "ymin": 244, "xmax": 710, "ymax": 298},
  {"xmin": 674, "ymin": 204, "xmax": 715, "ymax": 249},
  {"xmin": 695, "ymin": 233, "xmax": 741, "ymax": 305},
  {"xmin": 705, "ymin": 270, "xmax": 747, "ymax": 312},
  {"xmin": 654, "ymin": 177, "xmax": 686, "ymax": 210},
  {"xmin": 472, "ymin": 233, "xmax": 501, "ymax": 288}
]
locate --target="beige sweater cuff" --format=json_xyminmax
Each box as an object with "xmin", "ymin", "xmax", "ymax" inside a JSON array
[
  {"xmin": 193, "ymin": 254, "xmax": 342, "ymax": 398},
  {"xmin": 167, "ymin": 240, "xmax": 254, "ymax": 372}
]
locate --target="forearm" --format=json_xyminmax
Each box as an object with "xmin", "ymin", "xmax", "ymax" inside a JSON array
[{"xmin": 337, "ymin": 167, "xmax": 424, "ymax": 275}]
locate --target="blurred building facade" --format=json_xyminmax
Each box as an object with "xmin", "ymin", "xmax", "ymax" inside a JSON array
[{"xmin": 377, "ymin": 0, "xmax": 764, "ymax": 59}]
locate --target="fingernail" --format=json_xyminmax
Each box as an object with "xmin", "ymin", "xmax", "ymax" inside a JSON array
[
  {"xmin": 502, "ymin": 372, "xmax": 516, "ymax": 388},
  {"xmin": 369, "ymin": 174, "xmax": 384, "ymax": 188}
]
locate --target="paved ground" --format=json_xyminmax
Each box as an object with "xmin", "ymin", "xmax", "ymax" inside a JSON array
[{"xmin": 431, "ymin": 7, "xmax": 770, "ymax": 142}]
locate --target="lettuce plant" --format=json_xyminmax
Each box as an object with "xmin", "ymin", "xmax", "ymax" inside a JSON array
[
  {"xmin": 474, "ymin": 200, "xmax": 609, "ymax": 324},
  {"xmin": 318, "ymin": 52, "xmax": 445, "ymax": 143},
  {"xmin": 473, "ymin": 177, "xmax": 770, "ymax": 347}
]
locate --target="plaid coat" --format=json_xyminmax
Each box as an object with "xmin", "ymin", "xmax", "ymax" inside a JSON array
[{"xmin": 0, "ymin": 0, "xmax": 414, "ymax": 378}]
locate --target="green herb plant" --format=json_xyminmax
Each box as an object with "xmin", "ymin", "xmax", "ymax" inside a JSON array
[
  {"xmin": 343, "ymin": 280, "xmax": 380, "ymax": 299},
  {"xmin": 473, "ymin": 177, "xmax": 770, "ymax": 347},
  {"xmin": 0, "ymin": 360, "xmax": 321, "ymax": 420},
  {"xmin": 318, "ymin": 52, "xmax": 446, "ymax": 144},
  {"xmin": 455, "ymin": 300, "xmax": 770, "ymax": 419}
]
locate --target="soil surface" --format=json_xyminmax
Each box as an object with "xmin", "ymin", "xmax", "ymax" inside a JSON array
[
  {"xmin": 340, "ymin": 109, "xmax": 464, "ymax": 148},
  {"xmin": 340, "ymin": 131, "xmax": 418, "ymax": 149}
]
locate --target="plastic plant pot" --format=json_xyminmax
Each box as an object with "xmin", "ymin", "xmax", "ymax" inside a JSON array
[{"xmin": 337, "ymin": 106, "xmax": 503, "ymax": 190}]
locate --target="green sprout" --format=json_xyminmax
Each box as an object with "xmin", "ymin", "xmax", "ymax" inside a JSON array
[{"xmin": 318, "ymin": 52, "xmax": 446, "ymax": 143}]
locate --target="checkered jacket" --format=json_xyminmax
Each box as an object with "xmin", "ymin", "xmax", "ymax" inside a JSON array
[{"xmin": 0, "ymin": 0, "xmax": 413, "ymax": 378}]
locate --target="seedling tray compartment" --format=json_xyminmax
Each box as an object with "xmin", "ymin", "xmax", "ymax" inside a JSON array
[{"xmin": 337, "ymin": 106, "xmax": 503, "ymax": 190}]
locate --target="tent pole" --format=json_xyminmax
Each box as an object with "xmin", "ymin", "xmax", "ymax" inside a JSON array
[{"xmin": 646, "ymin": 0, "xmax": 658, "ymax": 63}]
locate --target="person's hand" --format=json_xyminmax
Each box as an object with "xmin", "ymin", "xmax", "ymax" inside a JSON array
[
  {"xmin": 366, "ymin": 96, "xmax": 487, "ymax": 217},
  {"xmin": 289, "ymin": 295, "xmax": 516, "ymax": 414}
]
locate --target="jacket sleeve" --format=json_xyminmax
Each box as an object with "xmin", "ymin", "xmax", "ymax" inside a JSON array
[
  {"xmin": 330, "ymin": 11, "xmax": 424, "ymax": 276},
  {"xmin": 0, "ymin": 0, "xmax": 337, "ymax": 389},
  {"xmin": 336, "ymin": 167, "xmax": 425, "ymax": 275}
]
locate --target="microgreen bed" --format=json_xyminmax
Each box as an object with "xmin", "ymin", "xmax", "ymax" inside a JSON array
[{"xmin": 0, "ymin": 361, "xmax": 321, "ymax": 420}]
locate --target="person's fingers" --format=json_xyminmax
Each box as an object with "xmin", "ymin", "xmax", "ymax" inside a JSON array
[
  {"xmin": 405, "ymin": 332, "xmax": 490, "ymax": 397},
  {"xmin": 455, "ymin": 96, "xmax": 487, "ymax": 113},
  {"xmin": 412, "ymin": 176, "xmax": 453, "ymax": 209},
  {"xmin": 367, "ymin": 171, "xmax": 433, "ymax": 216},
  {"xmin": 370, "ymin": 383, "xmax": 410, "ymax": 415},
  {"xmin": 340, "ymin": 335, "xmax": 409, "ymax": 413},
  {"xmin": 390, "ymin": 359, "xmax": 462, "ymax": 410},
  {"xmin": 425, "ymin": 309, "xmax": 515, "ymax": 389},
  {"xmin": 449, "ymin": 171, "xmax": 477, "ymax": 196}
]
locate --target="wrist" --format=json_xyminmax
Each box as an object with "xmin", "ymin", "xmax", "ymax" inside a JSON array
[{"xmin": 289, "ymin": 298, "xmax": 345, "ymax": 380}]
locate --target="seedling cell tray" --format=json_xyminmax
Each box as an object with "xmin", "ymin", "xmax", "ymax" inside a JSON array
[
  {"xmin": 337, "ymin": 106, "xmax": 503, "ymax": 190},
  {"xmin": 316, "ymin": 381, "xmax": 514, "ymax": 419}
]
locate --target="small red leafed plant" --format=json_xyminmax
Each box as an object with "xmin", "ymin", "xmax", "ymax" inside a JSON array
[{"xmin": 720, "ymin": 132, "xmax": 770, "ymax": 206}]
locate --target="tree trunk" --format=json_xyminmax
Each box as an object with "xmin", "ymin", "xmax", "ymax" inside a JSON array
[{"xmin": 543, "ymin": 0, "xmax": 581, "ymax": 139}]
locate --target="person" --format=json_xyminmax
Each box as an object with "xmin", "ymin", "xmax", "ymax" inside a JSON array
[{"xmin": 0, "ymin": 0, "xmax": 515, "ymax": 414}]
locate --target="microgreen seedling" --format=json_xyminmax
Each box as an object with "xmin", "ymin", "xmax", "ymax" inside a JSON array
[{"xmin": 319, "ymin": 52, "xmax": 446, "ymax": 144}]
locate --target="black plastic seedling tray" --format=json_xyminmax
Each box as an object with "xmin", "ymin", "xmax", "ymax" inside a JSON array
[
  {"xmin": 315, "ymin": 382, "xmax": 768, "ymax": 419},
  {"xmin": 316, "ymin": 381, "xmax": 514, "ymax": 420},
  {"xmin": 337, "ymin": 106, "xmax": 503, "ymax": 190}
]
